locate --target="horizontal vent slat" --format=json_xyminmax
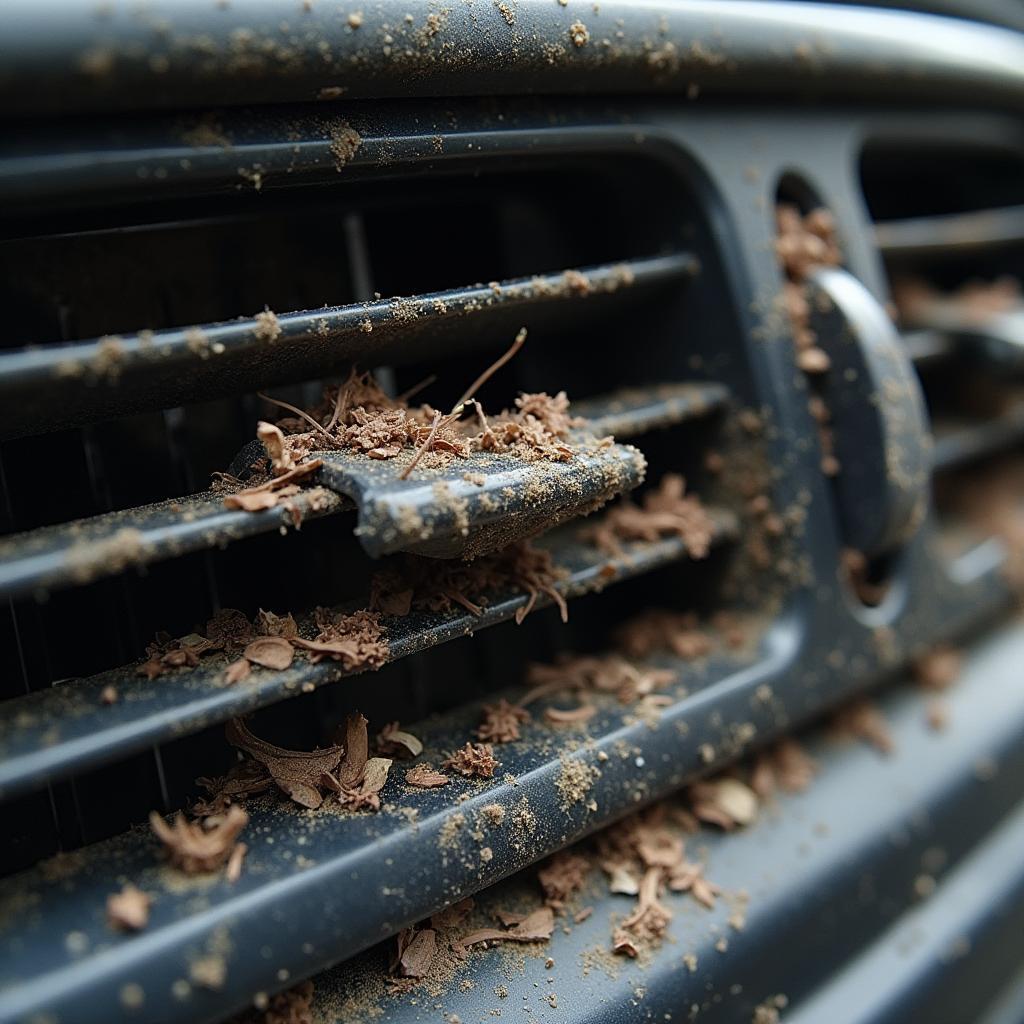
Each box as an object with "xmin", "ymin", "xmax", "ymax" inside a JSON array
[
  {"xmin": 0, "ymin": 633, "xmax": 781, "ymax": 1024},
  {"xmin": 0, "ymin": 380, "xmax": 726, "ymax": 599},
  {"xmin": 0, "ymin": 511, "xmax": 737, "ymax": 799},
  {"xmin": 0, "ymin": 254, "xmax": 697, "ymax": 439},
  {"xmin": 931, "ymin": 405, "xmax": 1024, "ymax": 472},
  {"xmin": 875, "ymin": 204, "xmax": 1024, "ymax": 257}
]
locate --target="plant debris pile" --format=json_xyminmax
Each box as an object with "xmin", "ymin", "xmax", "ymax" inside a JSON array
[
  {"xmin": 775, "ymin": 202, "xmax": 843, "ymax": 478},
  {"xmin": 218, "ymin": 329, "xmax": 593, "ymax": 512},
  {"xmin": 137, "ymin": 605, "xmax": 388, "ymax": 682},
  {"xmin": 579, "ymin": 473, "xmax": 715, "ymax": 559},
  {"xmin": 370, "ymin": 540, "xmax": 568, "ymax": 624}
]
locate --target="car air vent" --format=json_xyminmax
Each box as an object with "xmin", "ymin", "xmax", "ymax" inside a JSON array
[
  {"xmin": 861, "ymin": 139, "xmax": 1024, "ymax": 566},
  {"xmin": 0, "ymin": 111, "xmax": 794, "ymax": 1024}
]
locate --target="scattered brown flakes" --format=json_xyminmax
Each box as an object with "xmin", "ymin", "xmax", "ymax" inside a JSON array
[
  {"xmin": 580, "ymin": 475, "xmax": 714, "ymax": 559},
  {"xmin": 544, "ymin": 703, "xmax": 597, "ymax": 725},
  {"xmin": 253, "ymin": 309, "xmax": 282, "ymax": 343},
  {"xmin": 926, "ymin": 699, "xmax": 949, "ymax": 732},
  {"xmin": 293, "ymin": 608, "xmax": 388, "ymax": 670},
  {"xmin": 752, "ymin": 993, "xmax": 789, "ymax": 1024},
  {"xmin": 225, "ymin": 841, "xmax": 247, "ymax": 883},
  {"xmin": 224, "ymin": 658, "xmax": 251, "ymax": 685},
  {"xmin": 226, "ymin": 717, "xmax": 343, "ymax": 809},
  {"xmin": 377, "ymin": 721, "xmax": 423, "ymax": 758},
  {"xmin": 667, "ymin": 859, "xmax": 721, "ymax": 909},
  {"xmin": 456, "ymin": 906, "xmax": 555, "ymax": 951},
  {"xmin": 255, "ymin": 608, "xmax": 299, "ymax": 639},
  {"xmin": 477, "ymin": 699, "xmax": 531, "ymax": 743},
  {"xmin": 751, "ymin": 738, "xmax": 817, "ymax": 797},
  {"xmin": 243, "ymin": 636, "xmax": 295, "ymax": 671},
  {"xmin": 613, "ymin": 866, "xmax": 672, "ymax": 957},
  {"xmin": 568, "ymin": 18, "xmax": 589, "ymax": 44},
  {"xmin": 912, "ymin": 645, "xmax": 961, "ymax": 692},
  {"xmin": 406, "ymin": 763, "xmax": 450, "ymax": 788},
  {"xmin": 107, "ymin": 883, "xmax": 150, "ymax": 932},
  {"xmin": 258, "ymin": 980, "xmax": 314, "ymax": 1024},
  {"xmin": 339, "ymin": 756, "xmax": 392, "ymax": 812},
  {"xmin": 538, "ymin": 851, "xmax": 590, "ymax": 909},
  {"xmin": 194, "ymin": 758, "xmax": 272, "ymax": 817},
  {"xmin": 688, "ymin": 777, "xmax": 759, "ymax": 830},
  {"xmin": 615, "ymin": 609, "xmax": 712, "ymax": 661},
  {"xmin": 831, "ymin": 697, "xmax": 894, "ymax": 754},
  {"xmin": 223, "ymin": 460, "xmax": 322, "ymax": 511},
  {"xmin": 149, "ymin": 805, "xmax": 248, "ymax": 875},
  {"xmin": 330, "ymin": 121, "xmax": 362, "ymax": 168},
  {"xmin": 391, "ymin": 927, "xmax": 437, "ymax": 979},
  {"xmin": 527, "ymin": 652, "xmax": 674, "ymax": 706},
  {"xmin": 444, "ymin": 742, "xmax": 498, "ymax": 779},
  {"xmin": 555, "ymin": 755, "xmax": 598, "ymax": 809}
]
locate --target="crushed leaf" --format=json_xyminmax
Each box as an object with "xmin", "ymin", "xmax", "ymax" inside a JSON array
[
  {"xmin": 406, "ymin": 763, "xmax": 450, "ymax": 788},
  {"xmin": 443, "ymin": 742, "xmax": 498, "ymax": 778},
  {"xmin": 107, "ymin": 883, "xmax": 150, "ymax": 931},
  {"xmin": 149, "ymin": 805, "xmax": 248, "ymax": 874}
]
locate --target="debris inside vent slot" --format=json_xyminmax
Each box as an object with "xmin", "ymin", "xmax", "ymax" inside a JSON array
[
  {"xmin": 775, "ymin": 202, "xmax": 843, "ymax": 478},
  {"xmin": 216, "ymin": 327, "xmax": 588, "ymax": 513},
  {"xmin": 891, "ymin": 274, "xmax": 1022, "ymax": 332}
]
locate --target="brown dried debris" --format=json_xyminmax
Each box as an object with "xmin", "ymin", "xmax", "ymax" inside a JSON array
[
  {"xmin": 615, "ymin": 609, "xmax": 713, "ymax": 661},
  {"xmin": 291, "ymin": 607, "xmax": 388, "ymax": 670},
  {"xmin": 443, "ymin": 742, "xmax": 498, "ymax": 779},
  {"xmin": 391, "ymin": 927, "xmax": 437, "ymax": 979},
  {"xmin": 107, "ymin": 883, "xmax": 151, "ymax": 932},
  {"xmin": 226, "ymin": 718, "xmax": 343, "ymax": 809},
  {"xmin": 580, "ymin": 474, "xmax": 715, "ymax": 559},
  {"xmin": 477, "ymin": 698, "xmax": 531, "ymax": 743},
  {"xmin": 912, "ymin": 645, "xmax": 961, "ymax": 692},
  {"xmin": 750, "ymin": 738, "xmax": 817, "ymax": 798},
  {"xmin": 776, "ymin": 203, "xmax": 842, "ymax": 283},
  {"xmin": 537, "ymin": 851, "xmax": 590, "ymax": 910},
  {"xmin": 149, "ymin": 805, "xmax": 248, "ymax": 875},
  {"xmin": 455, "ymin": 906, "xmax": 556, "ymax": 952},
  {"xmin": 612, "ymin": 866, "xmax": 673, "ymax": 957},
  {"xmin": 688, "ymin": 777, "xmax": 759, "ymax": 830},
  {"xmin": 257, "ymin": 980, "xmax": 315, "ymax": 1024},
  {"xmin": 831, "ymin": 697, "xmax": 894, "ymax": 754},
  {"xmin": 372, "ymin": 541, "xmax": 568, "ymax": 625},
  {"xmin": 405, "ymin": 763, "xmax": 450, "ymax": 788},
  {"xmin": 243, "ymin": 636, "xmax": 295, "ymax": 671},
  {"xmin": 377, "ymin": 721, "xmax": 423, "ymax": 758},
  {"xmin": 526, "ymin": 652, "xmax": 675, "ymax": 706}
]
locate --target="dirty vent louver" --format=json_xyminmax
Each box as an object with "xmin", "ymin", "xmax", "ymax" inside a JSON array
[
  {"xmin": 0, "ymin": 126, "xmax": 773, "ymax": 1024},
  {"xmin": 862, "ymin": 140, "xmax": 1024, "ymax": 567}
]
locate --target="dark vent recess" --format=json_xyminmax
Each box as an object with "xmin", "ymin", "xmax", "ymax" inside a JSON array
[
  {"xmin": 0, "ymin": 126, "xmax": 776, "ymax": 1024},
  {"xmin": 862, "ymin": 139, "xmax": 1024, "ymax": 559}
]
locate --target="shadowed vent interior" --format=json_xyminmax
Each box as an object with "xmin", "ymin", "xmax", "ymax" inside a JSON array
[
  {"xmin": 0, "ymin": 141, "xmax": 763, "ymax": 888},
  {"xmin": 861, "ymin": 139, "xmax": 1024, "ymax": 562}
]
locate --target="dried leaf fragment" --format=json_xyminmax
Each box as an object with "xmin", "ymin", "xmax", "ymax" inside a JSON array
[
  {"xmin": 832, "ymin": 697, "xmax": 893, "ymax": 754},
  {"xmin": 443, "ymin": 742, "xmax": 498, "ymax": 778},
  {"xmin": 406, "ymin": 763, "xmax": 449, "ymax": 788},
  {"xmin": 107, "ymin": 883, "xmax": 151, "ymax": 931},
  {"xmin": 378, "ymin": 721, "xmax": 423, "ymax": 758},
  {"xmin": 224, "ymin": 658, "xmax": 251, "ymax": 685},
  {"xmin": 391, "ymin": 927, "xmax": 437, "ymax": 979},
  {"xmin": 538, "ymin": 851, "xmax": 590, "ymax": 909},
  {"xmin": 689, "ymin": 777, "xmax": 758, "ymax": 829},
  {"xmin": 226, "ymin": 717, "xmax": 342, "ymax": 809},
  {"xmin": 149, "ymin": 804, "xmax": 248, "ymax": 874},
  {"xmin": 477, "ymin": 699, "xmax": 530, "ymax": 743},
  {"xmin": 243, "ymin": 636, "xmax": 295, "ymax": 671},
  {"xmin": 457, "ymin": 906, "xmax": 555, "ymax": 950}
]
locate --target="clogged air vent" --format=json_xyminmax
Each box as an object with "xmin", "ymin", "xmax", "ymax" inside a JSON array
[{"xmin": 861, "ymin": 139, "xmax": 1024, "ymax": 558}]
